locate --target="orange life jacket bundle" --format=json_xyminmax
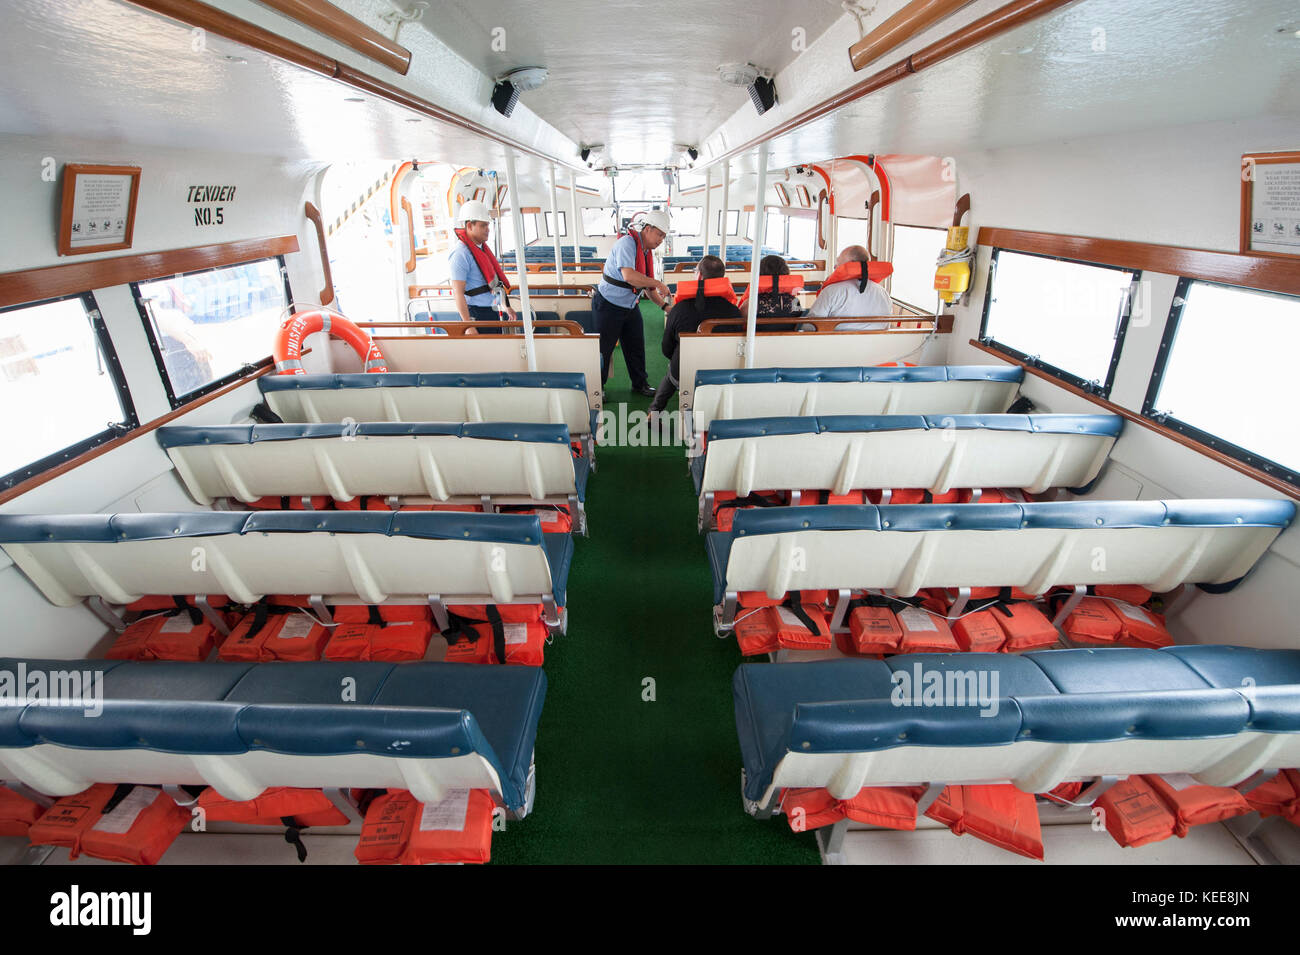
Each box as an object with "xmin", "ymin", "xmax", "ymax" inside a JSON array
[
  {"xmin": 197, "ymin": 786, "xmax": 349, "ymax": 860},
  {"xmin": 1243, "ymin": 769, "xmax": 1300, "ymax": 821},
  {"xmin": 1107, "ymin": 600, "xmax": 1173, "ymax": 648},
  {"xmin": 893, "ymin": 595, "xmax": 959, "ymax": 654},
  {"xmin": 870, "ymin": 488, "xmax": 959, "ymax": 505},
  {"xmin": 108, "ymin": 597, "xmax": 226, "ymax": 661},
  {"xmin": 673, "ymin": 276, "xmax": 739, "ymax": 307},
  {"xmin": 735, "ymin": 273, "xmax": 805, "ymax": 313},
  {"xmin": 1042, "ymin": 781, "xmax": 1086, "ymax": 806},
  {"xmin": 442, "ymin": 604, "xmax": 547, "ymax": 666},
  {"xmin": 455, "ymin": 227, "xmax": 512, "ymax": 299},
  {"xmin": 952, "ymin": 608, "xmax": 1007, "ymax": 653},
  {"xmin": 847, "ymin": 595, "xmax": 904, "ymax": 654},
  {"xmin": 841, "ymin": 785, "xmax": 925, "ymax": 830},
  {"xmin": 712, "ymin": 491, "xmax": 785, "ymax": 532},
  {"xmin": 28, "ymin": 784, "xmax": 189, "ymax": 865},
  {"xmin": 355, "ymin": 789, "xmax": 494, "ymax": 865},
  {"xmin": 496, "ymin": 504, "xmax": 574, "ymax": 534},
  {"xmin": 1050, "ymin": 594, "xmax": 1124, "ymax": 645},
  {"xmin": 220, "ymin": 599, "xmax": 329, "ymax": 662},
  {"xmin": 246, "ymin": 495, "xmax": 332, "ymax": 510},
  {"xmin": 324, "ymin": 605, "xmax": 432, "ymax": 662},
  {"xmin": 798, "ymin": 489, "xmax": 867, "ymax": 506},
  {"xmin": 925, "ymin": 784, "xmax": 1044, "ymax": 860},
  {"xmin": 733, "ymin": 595, "xmax": 831, "ymax": 655},
  {"xmin": 1095, "ymin": 775, "xmax": 1179, "ymax": 847},
  {"xmin": 1143, "ymin": 773, "xmax": 1252, "ymax": 836},
  {"xmin": 986, "ymin": 599, "xmax": 1059, "ymax": 652},
  {"xmin": 780, "ymin": 788, "xmax": 845, "ymax": 832},
  {"xmin": 0, "ymin": 786, "xmax": 44, "ymax": 836}
]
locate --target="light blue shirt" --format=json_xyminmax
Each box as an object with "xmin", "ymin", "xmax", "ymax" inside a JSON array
[
  {"xmin": 597, "ymin": 234, "xmax": 640, "ymax": 308},
  {"xmin": 449, "ymin": 241, "xmax": 497, "ymax": 307}
]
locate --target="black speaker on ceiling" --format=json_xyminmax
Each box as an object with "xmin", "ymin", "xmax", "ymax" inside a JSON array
[
  {"xmin": 748, "ymin": 76, "xmax": 777, "ymax": 115},
  {"xmin": 491, "ymin": 81, "xmax": 519, "ymax": 117},
  {"xmin": 580, "ymin": 146, "xmax": 591, "ymax": 163}
]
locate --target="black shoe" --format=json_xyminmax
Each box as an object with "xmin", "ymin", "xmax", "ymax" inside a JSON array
[{"xmin": 634, "ymin": 384, "xmax": 656, "ymax": 397}]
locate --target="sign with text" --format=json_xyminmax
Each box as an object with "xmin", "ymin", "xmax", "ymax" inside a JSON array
[
  {"xmin": 188, "ymin": 184, "xmax": 237, "ymax": 227},
  {"xmin": 58, "ymin": 164, "xmax": 141, "ymax": 256},
  {"xmin": 1241, "ymin": 151, "xmax": 1300, "ymax": 258}
]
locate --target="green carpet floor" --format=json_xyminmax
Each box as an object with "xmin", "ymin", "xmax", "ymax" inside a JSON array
[{"xmin": 491, "ymin": 304, "xmax": 819, "ymax": 864}]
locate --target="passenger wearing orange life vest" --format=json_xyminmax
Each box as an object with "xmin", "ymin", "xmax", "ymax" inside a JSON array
[
  {"xmin": 449, "ymin": 199, "xmax": 517, "ymax": 336},
  {"xmin": 595, "ymin": 210, "xmax": 672, "ymax": 397},
  {"xmin": 804, "ymin": 244, "xmax": 894, "ymax": 330},
  {"xmin": 649, "ymin": 254, "xmax": 741, "ymax": 413}
]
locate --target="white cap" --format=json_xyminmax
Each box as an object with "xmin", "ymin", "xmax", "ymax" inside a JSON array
[
  {"xmin": 457, "ymin": 199, "xmax": 494, "ymax": 224},
  {"xmin": 636, "ymin": 209, "xmax": 671, "ymax": 235}
]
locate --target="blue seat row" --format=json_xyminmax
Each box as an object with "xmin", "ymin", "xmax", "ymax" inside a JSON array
[
  {"xmin": 260, "ymin": 371, "xmax": 588, "ymax": 394},
  {"xmin": 706, "ymin": 412, "xmax": 1123, "ymax": 443},
  {"xmin": 695, "ymin": 365, "xmax": 1024, "ymax": 388}
]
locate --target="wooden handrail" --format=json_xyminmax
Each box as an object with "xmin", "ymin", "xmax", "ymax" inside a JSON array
[
  {"xmin": 256, "ymin": 0, "xmax": 411, "ymax": 75},
  {"xmin": 357, "ymin": 320, "xmax": 588, "ymax": 338},
  {"xmin": 0, "ymin": 235, "xmax": 300, "ymax": 310},
  {"xmin": 408, "ymin": 283, "xmax": 592, "ymax": 297},
  {"xmin": 968, "ymin": 339, "xmax": 1300, "ymax": 502},
  {"xmin": 695, "ymin": 315, "xmax": 953, "ymax": 334},
  {"xmin": 401, "ymin": 198, "xmax": 416, "ymax": 274},
  {"xmin": 303, "ymin": 202, "xmax": 333, "ymax": 306},
  {"xmin": 849, "ymin": 0, "xmax": 977, "ymax": 71}
]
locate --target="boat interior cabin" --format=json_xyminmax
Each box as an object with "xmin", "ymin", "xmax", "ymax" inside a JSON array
[{"xmin": 1, "ymin": 0, "xmax": 1299, "ymax": 880}]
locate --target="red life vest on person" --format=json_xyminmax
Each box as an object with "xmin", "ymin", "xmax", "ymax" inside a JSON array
[
  {"xmin": 0, "ymin": 786, "xmax": 44, "ymax": 836},
  {"xmin": 736, "ymin": 273, "xmax": 805, "ymax": 313},
  {"xmin": 455, "ymin": 227, "xmax": 512, "ymax": 297},
  {"xmin": 442, "ymin": 604, "xmax": 548, "ymax": 666},
  {"xmin": 672, "ymin": 276, "xmax": 738, "ymax": 306},
  {"xmin": 925, "ymin": 784, "xmax": 1044, "ymax": 860},
  {"xmin": 28, "ymin": 784, "xmax": 189, "ymax": 865},
  {"xmin": 354, "ymin": 789, "xmax": 495, "ymax": 865},
  {"xmin": 601, "ymin": 228, "xmax": 656, "ymax": 294},
  {"xmin": 815, "ymin": 260, "xmax": 894, "ymax": 299},
  {"xmin": 221, "ymin": 600, "xmax": 329, "ymax": 662},
  {"xmin": 324, "ymin": 605, "xmax": 433, "ymax": 662}
]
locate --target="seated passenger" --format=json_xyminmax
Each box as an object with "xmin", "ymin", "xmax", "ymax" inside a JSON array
[
  {"xmin": 736, "ymin": 255, "xmax": 801, "ymax": 332},
  {"xmin": 650, "ymin": 255, "xmax": 742, "ymax": 413},
  {"xmin": 804, "ymin": 245, "xmax": 893, "ymax": 331}
]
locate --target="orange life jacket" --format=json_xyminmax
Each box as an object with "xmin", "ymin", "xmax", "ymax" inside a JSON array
[
  {"xmin": 816, "ymin": 260, "xmax": 895, "ymax": 299},
  {"xmin": 246, "ymin": 495, "xmax": 332, "ymax": 511},
  {"xmin": 442, "ymin": 605, "xmax": 547, "ymax": 666},
  {"xmin": 29, "ymin": 784, "xmax": 189, "ymax": 865},
  {"xmin": 872, "ymin": 488, "xmax": 959, "ymax": 505},
  {"xmin": 355, "ymin": 789, "xmax": 494, "ymax": 865},
  {"xmin": 1095, "ymin": 775, "xmax": 1179, "ymax": 847},
  {"xmin": 496, "ymin": 504, "xmax": 574, "ymax": 534},
  {"xmin": 1107, "ymin": 600, "xmax": 1172, "ymax": 648},
  {"xmin": 220, "ymin": 602, "xmax": 329, "ymax": 662},
  {"xmin": 952, "ymin": 609, "xmax": 1006, "ymax": 653},
  {"xmin": 847, "ymin": 596, "xmax": 904, "ymax": 655},
  {"xmin": 712, "ymin": 491, "xmax": 785, "ymax": 532},
  {"xmin": 197, "ymin": 786, "xmax": 348, "ymax": 859},
  {"xmin": 108, "ymin": 599, "xmax": 224, "ymax": 662},
  {"xmin": 841, "ymin": 785, "xmax": 925, "ymax": 830},
  {"xmin": 324, "ymin": 605, "xmax": 433, "ymax": 662},
  {"xmin": 894, "ymin": 596, "xmax": 959, "ymax": 654},
  {"xmin": 456, "ymin": 227, "xmax": 512, "ymax": 297},
  {"xmin": 0, "ymin": 786, "xmax": 44, "ymax": 837},
  {"xmin": 733, "ymin": 595, "xmax": 831, "ymax": 655},
  {"xmin": 780, "ymin": 788, "xmax": 845, "ymax": 832},
  {"xmin": 1042, "ymin": 781, "xmax": 1086, "ymax": 806},
  {"xmin": 1053, "ymin": 595, "xmax": 1124, "ymax": 645},
  {"xmin": 1243, "ymin": 769, "xmax": 1300, "ymax": 820},
  {"xmin": 925, "ymin": 784, "xmax": 1044, "ymax": 860},
  {"xmin": 798, "ymin": 489, "xmax": 866, "ymax": 506},
  {"xmin": 672, "ymin": 276, "xmax": 738, "ymax": 306},
  {"xmin": 987, "ymin": 600, "xmax": 1059, "ymax": 652},
  {"xmin": 1143, "ymin": 774, "xmax": 1251, "ymax": 836},
  {"xmin": 735, "ymin": 273, "xmax": 805, "ymax": 313}
]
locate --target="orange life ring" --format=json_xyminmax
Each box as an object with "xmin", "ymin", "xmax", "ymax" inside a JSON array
[{"xmin": 273, "ymin": 310, "xmax": 388, "ymax": 375}]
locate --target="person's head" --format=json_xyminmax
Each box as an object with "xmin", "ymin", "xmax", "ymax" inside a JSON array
[
  {"xmin": 759, "ymin": 255, "xmax": 790, "ymax": 277},
  {"xmin": 696, "ymin": 254, "xmax": 726, "ymax": 280},
  {"xmin": 836, "ymin": 245, "xmax": 870, "ymax": 267},
  {"xmin": 636, "ymin": 210, "xmax": 670, "ymax": 250},
  {"xmin": 457, "ymin": 200, "xmax": 493, "ymax": 245}
]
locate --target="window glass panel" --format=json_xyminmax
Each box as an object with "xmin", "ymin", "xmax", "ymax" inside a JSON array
[
  {"xmin": 764, "ymin": 211, "xmax": 786, "ymax": 253},
  {"xmin": 1152, "ymin": 282, "xmax": 1300, "ymax": 473},
  {"xmin": 0, "ymin": 295, "xmax": 133, "ymax": 484},
  {"xmin": 523, "ymin": 213, "xmax": 539, "ymax": 246},
  {"xmin": 717, "ymin": 210, "xmax": 739, "ymax": 236},
  {"xmin": 544, "ymin": 211, "xmax": 567, "ymax": 236},
  {"xmin": 835, "ymin": 216, "xmax": 869, "ymax": 251},
  {"xmin": 983, "ymin": 250, "xmax": 1135, "ymax": 388},
  {"xmin": 581, "ymin": 207, "xmax": 618, "ymax": 236},
  {"xmin": 891, "ymin": 225, "xmax": 949, "ymax": 310},
  {"xmin": 788, "ymin": 217, "xmax": 816, "ymax": 260},
  {"xmin": 137, "ymin": 258, "xmax": 289, "ymax": 403},
  {"xmin": 669, "ymin": 206, "xmax": 702, "ymax": 235}
]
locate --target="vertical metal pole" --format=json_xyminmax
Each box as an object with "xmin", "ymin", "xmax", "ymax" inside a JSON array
[
  {"xmin": 701, "ymin": 164, "xmax": 712, "ymax": 264},
  {"xmin": 548, "ymin": 165, "xmax": 564, "ymax": 285},
  {"xmin": 719, "ymin": 159, "xmax": 731, "ymax": 259},
  {"xmin": 502, "ymin": 147, "xmax": 536, "ymax": 371},
  {"xmin": 568, "ymin": 170, "xmax": 581, "ymax": 267},
  {"xmin": 745, "ymin": 145, "xmax": 769, "ymax": 369}
]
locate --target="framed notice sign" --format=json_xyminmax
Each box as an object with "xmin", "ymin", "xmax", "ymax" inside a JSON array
[
  {"xmin": 1241, "ymin": 151, "xmax": 1300, "ymax": 257},
  {"xmin": 58, "ymin": 163, "xmax": 141, "ymax": 256}
]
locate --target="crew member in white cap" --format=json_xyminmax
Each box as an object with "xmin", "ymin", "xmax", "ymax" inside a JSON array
[
  {"xmin": 449, "ymin": 199, "xmax": 517, "ymax": 335},
  {"xmin": 594, "ymin": 209, "xmax": 671, "ymax": 396}
]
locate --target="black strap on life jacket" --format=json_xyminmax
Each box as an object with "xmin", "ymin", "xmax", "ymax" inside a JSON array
[
  {"xmin": 714, "ymin": 492, "xmax": 786, "ymax": 514},
  {"xmin": 853, "ymin": 261, "xmax": 870, "ymax": 293},
  {"xmin": 240, "ymin": 599, "xmax": 311, "ymax": 641},
  {"xmin": 101, "ymin": 783, "xmax": 139, "ymax": 816},
  {"xmin": 485, "ymin": 605, "xmax": 507, "ymax": 665},
  {"xmin": 439, "ymin": 608, "xmax": 507, "ymax": 663},
  {"xmin": 163, "ymin": 595, "xmax": 204, "ymax": 626},
  {"xmin": 781, "ymin": 598, "xmax": 821, "ymax": 636},
  {"xmin": 367, "ymin": 605, "xmax": 384, "ymax": 627},
  {"xmin": 281, "ymin": 818, "xmax": 309, "ymax": 863}
]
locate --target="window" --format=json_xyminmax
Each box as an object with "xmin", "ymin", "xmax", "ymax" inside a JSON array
[
  {"xmin": 135, "ymin": 257, "xmax": 292, "ymax": 408},
  {"xmin": 0, "ymin": 293, "xmax": 137, "ymax": 489},
  {"xmin": 544, "ymin": 211, "xmax": 567, "ymax": 237},
  {"xmin": 788, "ymin": 216, "xmax": 817, "ymax": 260},
  {"xmin": 581, "ymin": 206, "xmax": 618, "ymax": 237},
  {"xmin": 796, "ymin": 185, "xmax": 811, "ymax": 207},
  {"xmin": 1143, "ymin": 279, "xmax": 1300, "ymax": 484},
  {"xmin": 669, "ymin": 206, "xmax": 702, "ymax": 235},
  {"xmin": 774, "ymin": 183, "xmax": 790, "ymax": 206},
  {"xmin": 836, "ymin": 216, "xmax": 870, "ymax": 252},
  {"xmin": 500, "ymin": 212, "xmax": 540, "ymax": 250},
  {"xmin": 717, "ymin": 210, "xmax": 739, "ymax": 237},
  {"xmin": 764, "ymin": 211, "xmax": 787, "ymax": 253},
  {"xmin": 979, "ymin": 249, "xmax": 1137, "ymax": 396},
  {"xmin": 890, "ymin": 225, "xmax": 949, "ymax": 311}
]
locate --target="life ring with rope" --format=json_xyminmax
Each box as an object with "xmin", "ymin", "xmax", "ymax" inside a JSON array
[{"xmin": 273, "ymin": 310, "xmax": 388, "ymax": 375}]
